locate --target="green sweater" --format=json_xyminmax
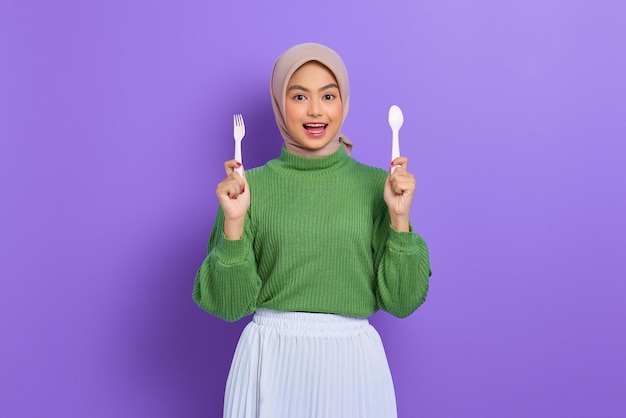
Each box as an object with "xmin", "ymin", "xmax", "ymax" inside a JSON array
[{"xmin": 193, "ymin": 145, "xmax": 431, "ymax": 322}]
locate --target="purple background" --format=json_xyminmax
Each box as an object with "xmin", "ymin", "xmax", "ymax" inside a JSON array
[{"xmin": 2, "ymin": 0, "xmax": 625, "ymax": 416}]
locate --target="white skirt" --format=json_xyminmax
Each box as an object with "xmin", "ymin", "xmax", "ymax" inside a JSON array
[{"xmin": 223, "ymin": 309, "xmax": 397, "ymax": 418}]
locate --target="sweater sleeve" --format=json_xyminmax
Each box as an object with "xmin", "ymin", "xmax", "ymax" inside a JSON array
[
  {"xmin": 372, "ymin": 195, "xmax": 432, "ymax": 318},
  {"xmin": 192, "ymin": 207, "xmax": 262, "ymax": 322}
]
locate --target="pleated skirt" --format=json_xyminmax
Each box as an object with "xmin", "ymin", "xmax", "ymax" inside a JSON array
[{"xmin": 223, "ymin": 308, "xmax": 397, "ymax": 418}]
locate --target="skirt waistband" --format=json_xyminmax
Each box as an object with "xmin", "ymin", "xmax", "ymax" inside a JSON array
[{"xmin": 253, "ymin": 308, "xmax": 369, "ymax": 335}]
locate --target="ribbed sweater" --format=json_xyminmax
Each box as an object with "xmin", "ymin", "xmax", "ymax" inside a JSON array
[{"xmin": 193, "ymin": 145, "xmax": 431, "ymax": 322}]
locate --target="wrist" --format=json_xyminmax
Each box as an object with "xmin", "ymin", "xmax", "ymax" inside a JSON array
[
  {"xmin": 223, "ymin": 217, "xmax": 245, "ymax": 240},
  {"xmin": 390, "ymin": 215, "xmax": 410, "ymax": 232}
]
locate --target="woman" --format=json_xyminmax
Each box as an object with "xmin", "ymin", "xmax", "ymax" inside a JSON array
[{"xmin": 193, "ymin": 42, "xmax": 431, "ymax": 418}]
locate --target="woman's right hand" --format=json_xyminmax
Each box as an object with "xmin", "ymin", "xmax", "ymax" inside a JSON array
[{"xmin": 216, "ymin": 160, "xmax": 250, "ymax": 239}]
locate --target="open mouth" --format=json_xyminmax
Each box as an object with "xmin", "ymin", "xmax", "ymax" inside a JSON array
[{"xmin": 303, "ymin": 123, "xmax": 328, "ymax": 136}]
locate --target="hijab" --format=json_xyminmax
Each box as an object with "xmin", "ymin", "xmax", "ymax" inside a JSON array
[{"xmin": 270, "ymin": 43, "xmax": 353, "ymax": 157}]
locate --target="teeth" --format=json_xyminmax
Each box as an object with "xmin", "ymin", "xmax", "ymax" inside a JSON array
[{"xmin": 305, "ymin": 123, "xmax": 325, "ymax": 128}]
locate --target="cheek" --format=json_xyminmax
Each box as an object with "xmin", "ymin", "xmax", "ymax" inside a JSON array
[
  {"xmin": 284, "ymin": 105, "xmax": 295, "ymax": 125},
  {"xmin": 330, "ymin": 103, "xmax": 344, "ymax": 120},
  {"xmin": 284, "ymin": 106, "xmax": 304, "ymax": 135}
]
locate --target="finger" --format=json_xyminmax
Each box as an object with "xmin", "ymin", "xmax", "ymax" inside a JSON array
[
  {"xmin": 227, "ymin": 182, "xmax": 245, "ymax": 199},
  {"xmin": 216, "ymin": 177, "xmax": 246, "ymax": 199},
  {"xmin": 390, "ymin": 156, "xmax": 409, "ymax": 174},
  {"xmin": 389, "ymin": 175, "xmax": 416, "ymax": 195},
  {"xmin": 224, "ymin": 159, "xmax": 244, "ymax": 176},
  {"xmin": 392, "ymin": 170, "xmax": 415, "ymax": 184}
]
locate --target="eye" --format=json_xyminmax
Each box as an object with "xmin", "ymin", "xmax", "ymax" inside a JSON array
[
  {"xmin": 292, "ymin": 94, "xmax": 306, "ymax": 101},
  {"xmin": 323, "ymin": 93, "xmax": 336, "ymax": 100}
]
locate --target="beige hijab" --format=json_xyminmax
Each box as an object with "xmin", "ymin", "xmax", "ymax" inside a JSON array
[{"xmin": 270, "ymin": 43, "xmax": 353, "ymax": 157}]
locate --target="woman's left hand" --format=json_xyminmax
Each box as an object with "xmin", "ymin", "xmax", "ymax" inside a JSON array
[{"xmin": 384, "ymin": 156, "xmax": 415, "ymax": 232}]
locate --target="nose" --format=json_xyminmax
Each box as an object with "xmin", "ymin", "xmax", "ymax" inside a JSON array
[{"xmin": 307, "ymin": 99, "xmax": 322, "ymax": 117}]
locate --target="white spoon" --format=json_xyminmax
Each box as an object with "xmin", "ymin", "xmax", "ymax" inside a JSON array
[{"xmin": 388, "ymin": 105, "xmax": 404, "ymax": 173}]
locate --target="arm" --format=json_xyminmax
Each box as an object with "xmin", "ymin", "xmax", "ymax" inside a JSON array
[
  {"xmin": 192, "ymin": 207, "xmax": 262, "ymax": 322},
  {"xmin": 192, "ymin": 161, "xmax": 262, "ymax": 322},
  {"xmin": 373, "ymin": 157, "xmax": 431, "ymax": 317},
  {"xmin": 373, "ymin": 217, "xmax": 431, "ymax": 317}
]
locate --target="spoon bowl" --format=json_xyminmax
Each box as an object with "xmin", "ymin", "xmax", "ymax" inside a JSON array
[
  {"xmin": 388, "ymin": 105, "xmax": 404, "ymax": 171},
  {"xmin": 388, "ymin": 105, "xmax": 404, "ymax": 131}
]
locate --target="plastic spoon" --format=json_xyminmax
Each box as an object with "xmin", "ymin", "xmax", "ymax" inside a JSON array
[{"xmin": 388, "ymin": 105, "xmax": 404, "ymax": 173}]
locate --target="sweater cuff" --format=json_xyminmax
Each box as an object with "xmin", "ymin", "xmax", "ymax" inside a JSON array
[
  {"xmin": 388, "ymin": 226, "xmax": 422, "ymax": 254},
  {"xmin": 213, "ymin": 233, "xmax": 252, "ymax": 265}
]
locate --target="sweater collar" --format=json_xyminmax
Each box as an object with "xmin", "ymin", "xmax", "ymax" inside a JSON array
[{"xmin": 270, "ymin": 143, "xmax": 351, "ymax": 174}]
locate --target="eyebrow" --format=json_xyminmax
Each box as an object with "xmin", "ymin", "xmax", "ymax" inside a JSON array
[{"xmin": 287, "ymin": 83, "xmax": 339, "ymax": 92}]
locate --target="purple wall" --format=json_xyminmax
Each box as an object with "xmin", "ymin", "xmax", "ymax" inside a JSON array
[{"xmin": 2, "ymin": 0, "xmax": 625, "ymax": 416}]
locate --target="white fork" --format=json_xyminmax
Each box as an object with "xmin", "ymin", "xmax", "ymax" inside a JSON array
[{"xmin": 233, "ymin": 114, "xmax": 245, "ymax": 175}]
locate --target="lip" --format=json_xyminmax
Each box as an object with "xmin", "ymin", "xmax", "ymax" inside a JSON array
[{"xmin": 302, "ymin": 122, "xmax": 328, "ymax": 138}]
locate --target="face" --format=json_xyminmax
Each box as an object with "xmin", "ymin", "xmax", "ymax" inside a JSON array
[{"xmin": 284, "ymin": 61, "xmax": 343, "ymax": 151}]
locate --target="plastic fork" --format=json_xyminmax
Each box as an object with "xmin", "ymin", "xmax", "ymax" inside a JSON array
[{"xmin": 233, "ymin": 114, "xmax": 245, "ymax": 175}]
